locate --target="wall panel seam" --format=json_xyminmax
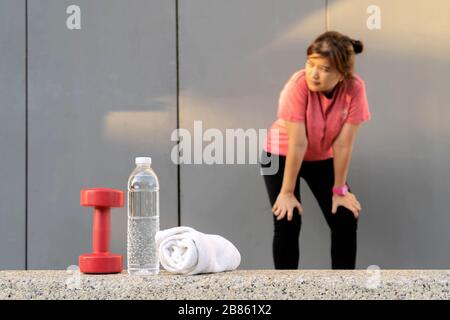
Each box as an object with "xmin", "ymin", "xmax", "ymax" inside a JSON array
[
  {"xmin": 25, "ymin": 0, "xmax": 28, "ymax": 270},
  {"xmin": 175, "ymin": 0, "xmax": 181, "ymax": 227}
]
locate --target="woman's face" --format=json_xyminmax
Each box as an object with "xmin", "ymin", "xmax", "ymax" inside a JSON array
[{"xmin": 305, "ymin": 53, "xmax": 344, "ymax": 94}]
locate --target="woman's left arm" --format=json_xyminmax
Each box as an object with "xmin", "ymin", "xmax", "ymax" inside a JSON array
[
  {"xmin": 332, "ymin": 123, "xmax": 361, "ymax": 188},
  {"xmin": 331, "ymin": 123, "xmax": 363, "ymax": 217}
]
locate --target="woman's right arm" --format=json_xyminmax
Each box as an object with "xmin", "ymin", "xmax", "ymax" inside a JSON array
[
  {"xmin": 272, "ymin": 120, "xmax": 308, "ymax": 221},
  {"xmin": 281, "ymin": 120, "xmax": 308, "ymax": 194}
]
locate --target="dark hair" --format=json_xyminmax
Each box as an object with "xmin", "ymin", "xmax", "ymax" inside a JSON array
[{"xmin": 306, "ymin": 31, "xmax": 364, "ymax": 80}]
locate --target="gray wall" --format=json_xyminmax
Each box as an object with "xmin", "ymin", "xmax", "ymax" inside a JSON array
[
  {"xmin": 27, "ymin": 0, "xmax": 177, "ymax": 270},
  {"xmin": 178, "ymin": 0, "xmax": 327, "ymax": 269},
  {"xmin": 328, "ymin": 0, "xmax": 450, "ymax": 268},
  {"xmin": 1, "ymin": 0, "xmax": 450, "ymax": 270},
  {"xmin": 0, "ymin": 0, "xmax": 26, "ymax": 270},
  {"xmin": 179, "ymin": 0, "xmax": 450, "ymax": 269}
]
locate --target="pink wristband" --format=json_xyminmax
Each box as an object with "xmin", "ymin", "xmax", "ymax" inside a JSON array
[{"xmin": 332, "ymin": 183, "xmax": 348, "ymax": 196}]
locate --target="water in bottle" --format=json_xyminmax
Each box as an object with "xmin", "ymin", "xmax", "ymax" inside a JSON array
[{"xmin": 127, "ymin": 156, "xmax": 160, "ymax": 275}]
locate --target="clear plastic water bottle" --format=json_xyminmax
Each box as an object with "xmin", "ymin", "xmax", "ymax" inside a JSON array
[{"xmin": 127, "ymin": 156, "xmax": 160, "ymax": 275}]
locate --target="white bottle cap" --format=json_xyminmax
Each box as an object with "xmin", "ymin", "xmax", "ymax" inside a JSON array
[{"xmin": 135, "ymin": 157, "xmax": 152, "ymax": 166}]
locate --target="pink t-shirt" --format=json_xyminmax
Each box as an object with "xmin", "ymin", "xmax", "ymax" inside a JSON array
[{"xmin": 263, "ymin": 69, "xmax": 371, "ymax": 160}]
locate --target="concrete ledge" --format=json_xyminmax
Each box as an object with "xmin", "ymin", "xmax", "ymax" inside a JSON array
[{"xmin": 1, "ymin": 270, "xmax": 449, "ymax": 300}]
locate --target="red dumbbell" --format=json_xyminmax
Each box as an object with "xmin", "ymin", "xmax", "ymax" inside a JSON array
[{"xmin": 79, "ymin": 188, "xmax": 124, "ymax": 274}]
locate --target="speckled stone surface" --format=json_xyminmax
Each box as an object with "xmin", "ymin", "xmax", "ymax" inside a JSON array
[{"xmin": 1, "ymin": 269, "xmax": 449, "ymax": 300}]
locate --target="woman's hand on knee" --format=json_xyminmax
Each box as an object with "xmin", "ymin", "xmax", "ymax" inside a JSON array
[
  {"xmin": 272, "ymin": 192, "xmax": 303, "ymax": 221},
  {"xmin": 331, "ymin": 192, "xmax": 362, "ymax": 218}
]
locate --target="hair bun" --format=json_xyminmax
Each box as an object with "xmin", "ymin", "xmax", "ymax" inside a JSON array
[{"xmin": 351, "ymin": 39, "xmax": 364, "ymax": 54}]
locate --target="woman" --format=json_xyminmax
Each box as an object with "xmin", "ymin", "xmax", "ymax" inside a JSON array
[{"xmin": 261, "ymin": 31, "xmax": 371, "ymax": 270}]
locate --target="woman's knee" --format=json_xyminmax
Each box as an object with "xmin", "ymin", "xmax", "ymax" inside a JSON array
[
  {"xmin": 332, "ymin": 207, "xmax": 358, "ymax": 233},
  {"xmin": 273, "ymin": 213, "xmax": 302, "ymax": 235}
]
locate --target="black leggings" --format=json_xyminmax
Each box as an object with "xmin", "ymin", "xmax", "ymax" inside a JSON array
[{"xmin": 261, "ymin": 151, "xmax": 358, "ymax": 269}]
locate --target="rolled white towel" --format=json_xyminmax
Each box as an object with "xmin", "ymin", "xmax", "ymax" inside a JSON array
[{"xmin": 155, "ymin": 226, "xmax": 241, "ymax": 275}]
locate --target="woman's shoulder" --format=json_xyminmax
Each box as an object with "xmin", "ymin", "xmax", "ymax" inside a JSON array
[
  {"xmin": 284, "ymin": 69, "xmax": 308, "ymax": 91},
  {"xmin": 288, "ymin": 69, "xmax": 307, "ymax": 83},
  {"xmin": 346, "ymin": 73, "xmax": 366, "ymax": 93}
]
